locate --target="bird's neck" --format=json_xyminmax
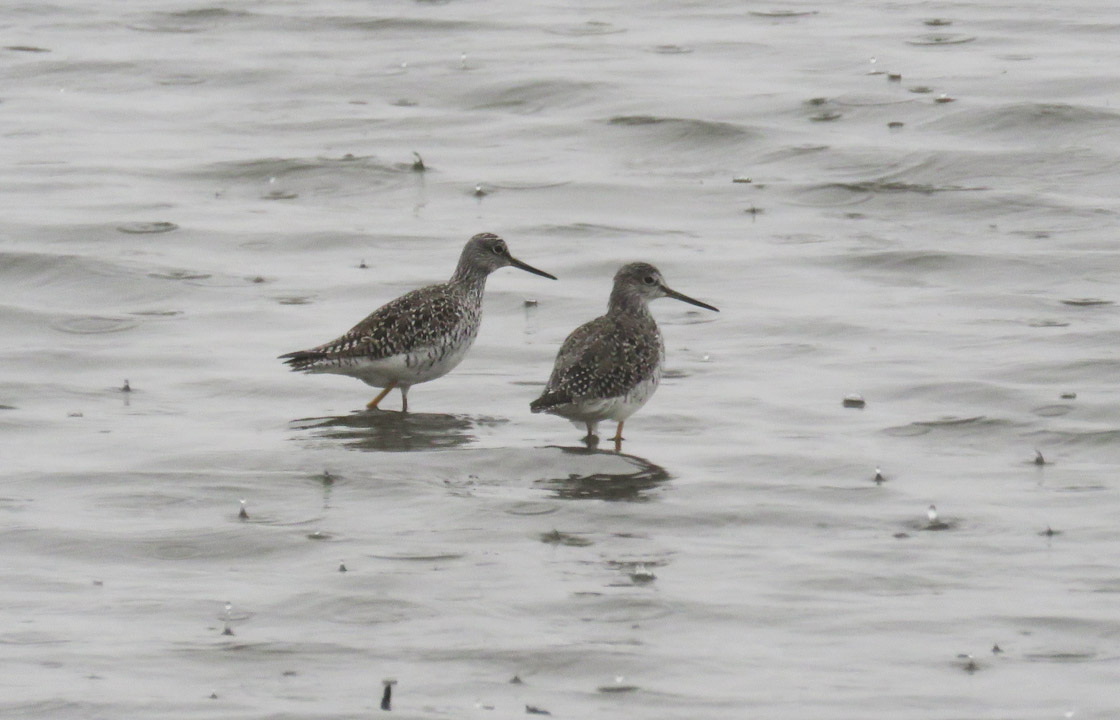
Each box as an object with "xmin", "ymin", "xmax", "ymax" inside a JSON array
[
  {"xmin": 448, "ymin": 267, "xmax": 488, "ymax": 300},
  {"xmin": 608, "ymin": 287, "xmax": 653, "ymax": 320}
]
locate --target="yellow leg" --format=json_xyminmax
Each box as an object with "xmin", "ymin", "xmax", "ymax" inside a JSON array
[
  {"xmin": 366, "ymin": 381, "xmax": 398, "ymax": 410},
  {"xmin": 612, "ymin": 421, "xmax": 625, "ymax": 444}
]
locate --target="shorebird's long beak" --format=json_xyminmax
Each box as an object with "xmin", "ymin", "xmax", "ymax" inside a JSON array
[
  {"xmin": 508, "ymin": 256, "xmax": 557, "ymax": 280},
  {"xmin": 662, "ymin": 285, "xmax": 719, "ymax": 312}
]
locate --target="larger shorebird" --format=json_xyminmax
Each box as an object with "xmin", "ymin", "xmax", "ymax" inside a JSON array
[
  {"xmin": 530, "ymin": 262, "xmax": 718, "ymax": 446},
  {"xmin": 280, "ymin": 233, "xmax": 555, "ymax": 411}
]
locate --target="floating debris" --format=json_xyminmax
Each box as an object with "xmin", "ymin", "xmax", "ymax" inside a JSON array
[
  {"xmin": 381, "ymin": 678, "xmax": 397, "ymax": 710},
  {"xmin": 209, "ymin": 692, "xmax": 218, "ymax": 699},
  {"xmin": 842, "ymin": 393, "xmax": 866, "ymax": 409},
  {"xmin": 238, "ymin": 499, "xmax": 249, "ymax": 520},
  {"xmin": 68, "ymin": 412, "xmax": 84, "ymax": 418},
  {"xmin": 909, "ymin": 86, "xmax": 934, "ymax": 94}
]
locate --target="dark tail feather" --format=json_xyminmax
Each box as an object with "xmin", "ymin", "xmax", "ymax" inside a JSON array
[
  {"xmin": 278, "ymin": 349, "xmax": 325, "ymax": 372},
  {"xmin": 530, "ymin": 390, "xmax": 570, "ymax": 413}
]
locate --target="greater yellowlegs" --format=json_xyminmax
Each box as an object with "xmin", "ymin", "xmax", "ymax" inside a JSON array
[
  {"xmin": 530, "ymin": 262, "xmax": 718, "ymax": 446},
  {"xmin": 280, "ymin": 233, "xmax": 555, "ymax": 411}
]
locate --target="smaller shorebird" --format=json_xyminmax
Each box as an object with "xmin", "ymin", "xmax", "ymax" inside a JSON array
[
  {"xmin": 280, "ymin": 233, "xmax": 555, "ymax": 411},
  {"xmin": 530, "ymin": 262, "xmax": 718, "ymax": 446}
]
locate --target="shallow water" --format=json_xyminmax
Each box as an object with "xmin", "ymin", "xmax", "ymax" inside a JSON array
[{"xmin": 3, "ymin": 1, "xmax": 1120, "ymax": 717}]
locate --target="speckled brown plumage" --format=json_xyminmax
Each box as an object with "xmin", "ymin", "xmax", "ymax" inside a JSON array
[
  {"xmin": 531, "ymin": 262, "xmax": 718, "ymax": 443},
  {"xmin": 280, "ymin": 232, "xmax": 555, "ymax": 411}
]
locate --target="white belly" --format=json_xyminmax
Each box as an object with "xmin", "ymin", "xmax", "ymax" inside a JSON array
[
  {"xmin": 550, "ymin": 371, "xmax": 661, "ymax": 423},
  {"xmin": 323, "ymin": 340, "xmax": 474, "ymax": 389}
]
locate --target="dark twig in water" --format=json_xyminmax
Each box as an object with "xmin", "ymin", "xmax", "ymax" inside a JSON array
[{"xmin": 381, "ymin": 679, "xmax": 397, "ymax": 710}]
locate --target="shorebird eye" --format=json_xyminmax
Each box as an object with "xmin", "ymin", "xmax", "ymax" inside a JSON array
[
  {"xmin": 493, "ymin": 243, "xmax": 506, "ymax": 255},
  {"xmin": 642, "ymin": 275, "xmax": 656, "ymax": 285}
]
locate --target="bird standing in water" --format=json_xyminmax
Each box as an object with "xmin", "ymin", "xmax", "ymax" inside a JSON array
[
  {"xmin": 280, "ymin": 233, "xmax": 556, "ymax": 411},
  {"xmin": 530, "ymin": 262, "xmax": 718, "ymax": 448}
]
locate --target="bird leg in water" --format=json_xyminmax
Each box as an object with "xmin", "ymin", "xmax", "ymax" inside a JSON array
[{"xmin": 367, "ymin": 381, "xmax": 398, "ymax": 410}]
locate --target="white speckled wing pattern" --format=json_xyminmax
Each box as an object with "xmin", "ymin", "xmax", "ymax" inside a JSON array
[
  {"xmin": 280, "ymin": 282, "xmax": 482, "ymax": 385},
  {"xmin": 530, "ymin": 312, "xmax": 665, "ymax": 422}
]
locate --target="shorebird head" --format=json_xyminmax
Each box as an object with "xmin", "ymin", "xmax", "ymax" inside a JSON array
[
  {"xmin": 459, "ymin": 232, "xmax": 557, "ymax": 280},
  {"xmin": 613, "ymin": 262, "xmax": 719, "ymax": 312}
]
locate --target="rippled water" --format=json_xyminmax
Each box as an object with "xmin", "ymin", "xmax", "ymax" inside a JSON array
[{"xmin": 3, "ymin": 1, "xmax": 1120, "ymax": 718}]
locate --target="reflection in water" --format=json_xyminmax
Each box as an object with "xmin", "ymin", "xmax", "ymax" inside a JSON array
[
  {"xmin": 289, "ymin": 410, "xmax": 495, "ymax": 452},
  {"xmin": 535, "ymin": 446, "xmax": 671, "ymax": 501}
]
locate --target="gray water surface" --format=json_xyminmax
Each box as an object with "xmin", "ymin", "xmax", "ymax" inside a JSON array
[{"xmin": 3, "ymin": 1, "xmax": 1120, "ymax": 718}]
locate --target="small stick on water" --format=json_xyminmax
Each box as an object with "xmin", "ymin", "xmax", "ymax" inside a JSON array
[{"xmin": 381, "ymin": 679, "xmax": 397, "ymax": 710}]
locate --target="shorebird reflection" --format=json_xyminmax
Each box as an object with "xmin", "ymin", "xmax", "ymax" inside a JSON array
[
  {"xmin": 536, "ymin": 445, "xmax": 670, "ymax": 501},
  {"xmin": 289, "ymin": 411, "xmax": 494, "ymax": 452}
]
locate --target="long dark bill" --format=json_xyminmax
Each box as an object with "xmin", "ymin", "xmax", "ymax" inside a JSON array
[
  {"xmin": 509, "ymin": 256, "xmax": 558, "ymax": 280},
  {"xmin": 664, "ymin": 285, "xmax": 719, "ymax": 312}
]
